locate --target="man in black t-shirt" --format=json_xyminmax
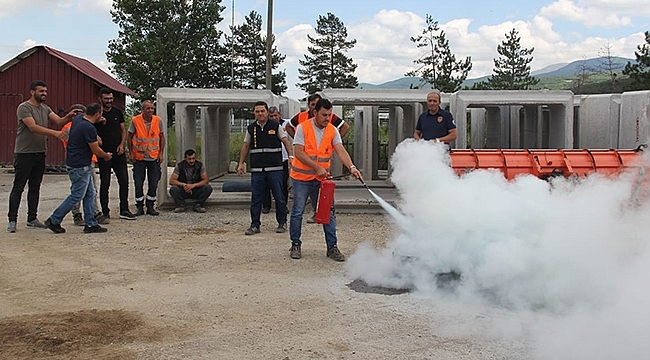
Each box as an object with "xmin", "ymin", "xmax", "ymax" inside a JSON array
[{"xmin": 95, "ymin": 88, "xmax": 136, "ymax": 221}]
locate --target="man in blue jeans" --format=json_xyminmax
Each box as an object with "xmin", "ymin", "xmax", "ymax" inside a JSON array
[
  {"xmin": 237, "ymin": 101, "xmax": 293, "ymax": 235},
  {"xmin": 289, "ymin": 98, "xmax": 362, "ymax": 261},
  {"xmin": 45, "ymin": 103, "xmax": 113, "ymax": 234}
]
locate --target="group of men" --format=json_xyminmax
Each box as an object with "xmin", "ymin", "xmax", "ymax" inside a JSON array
[
  {"xmin": 7, "ymin": 81, "xmax": 455, "ymax": 262},
  {"xmin": 7, "ymin": 81, "xmax": 167, "ymax": 234}
]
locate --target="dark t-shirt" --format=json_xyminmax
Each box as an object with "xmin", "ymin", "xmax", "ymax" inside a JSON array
[
  {"xmin": 96, "ymin": 106, "xmax": 125, "ymax": 153},
  {"xmin": 415, "ymin": 108, "xmax": 456, "ymax": 141},
  {"xmin": 67, "ymin": 115, "xmax": 98, "ymax": 168}
]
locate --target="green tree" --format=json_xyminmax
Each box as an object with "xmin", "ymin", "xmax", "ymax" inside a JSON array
[
  {"xmin": 297, "ymin": 12, "xmax": 358, "ymax": 93},
  {"xmin": 107, "ymin": 0, "xmax": 228, "ymax": 100},
  {"xmin": 623, "ymin": 31, "xmax": 650, "ymax": 90},
  {"xmin": 483, "ymin": 28, "xmax": 539, "ymax": 90},
  {"xmin": 226, "ymin": 10, "xmax": 287, "ymax": 95},
  {"xmin": 405, "ymin": 15, "xmax": 472, "ymax": 92}
]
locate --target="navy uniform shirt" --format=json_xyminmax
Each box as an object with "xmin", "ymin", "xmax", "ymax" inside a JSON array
[{"xmin": 415, "ymin": 108, "xmax": 456, "ymax": 141}]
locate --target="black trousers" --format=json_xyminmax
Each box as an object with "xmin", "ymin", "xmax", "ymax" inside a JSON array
[
  {"xmin": 262, "ymin": 160, "xmax": 289, "ymax": 210},
  {"xmin": 8, "ymin": 152, "xmax": 46, "ymax": 222},
  {"xmin": 97, "ymin": 153, "xmax": 130, "ymax": 214}
]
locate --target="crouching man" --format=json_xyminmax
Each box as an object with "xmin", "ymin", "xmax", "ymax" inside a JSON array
[{"xmin": 169, "ymin": 149, "xmax": 212, "ymax": 213}]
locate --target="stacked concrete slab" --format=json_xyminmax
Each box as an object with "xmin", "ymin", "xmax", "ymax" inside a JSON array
[
  {"xmin": 156, "ymin": 88, "xmax": 278, "ymax": 205},
  {"xmin": 155, "ymin": 87, "xmax": 650, "ymax": 205}
]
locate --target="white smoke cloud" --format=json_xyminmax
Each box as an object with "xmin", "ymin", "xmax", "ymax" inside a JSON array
[{"xmin": 348, "ymin": 140, "xmax": 650, "ymax": 359}]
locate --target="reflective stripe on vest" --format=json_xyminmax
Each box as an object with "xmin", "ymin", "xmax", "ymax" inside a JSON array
[
  {"xmin": 290, "ymin": 120, "xmax": 336, "ymax": 182},
  {"xmin": 250, "ymin": 148, "xmax": 282, "ymax": 154},
  {"xmin": 131, "ymin": 114, "xmax": 161, "ymax": 161}
]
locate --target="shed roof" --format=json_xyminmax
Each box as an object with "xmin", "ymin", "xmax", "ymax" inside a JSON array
[{"xmin": 0, "ymin": 45, "xmax": 136, "ymax": 97}]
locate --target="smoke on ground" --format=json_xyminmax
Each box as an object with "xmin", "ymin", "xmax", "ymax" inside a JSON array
[{"xmin": 347, "ymin": 139, "xmax": 650, "ymax": 360}]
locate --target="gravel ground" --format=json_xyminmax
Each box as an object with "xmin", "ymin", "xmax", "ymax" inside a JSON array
[{"xmin": 0, "ymin": 169, "xmax": 531, "ymax": 359}]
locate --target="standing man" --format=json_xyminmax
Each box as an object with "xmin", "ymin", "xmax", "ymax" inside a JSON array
[
  {"xmin": 169, "ymin": 149, "xmax": 213, "ymax": 213},
  {"xmin": 285, "ymin": 93, "xmax": 349, "ymax": 223},
  {"xmin": 237, "ymin": 101, "xmax": 293, "ymax": 235},
  {"xmin": 96, "ymin": 88, "xmax": 136, "ymax": 222},
  {"xmin": 128, "ymin": 100, "xmax": 165, "ymax": 216},
  {"xmin": 262, "ymin": 106, "xmax": 291, "ymax": 214},
  {"xmin": 413, "ymin": 90, "xmax": 457, "ymax": 144},
  {"xmin": 44, "ymin": 103, "xmax": 113, "ymax": 234},
  {"xmin": 289, "ymin": 98, "xmax": 362, "ymax": 262},
  {"xmin": 60, "ymin": 104, "xmax": 102, "ymax": 226},
  {"xmin": 7, "ymin": 80, "xmax": 80, "ymax": 233}
]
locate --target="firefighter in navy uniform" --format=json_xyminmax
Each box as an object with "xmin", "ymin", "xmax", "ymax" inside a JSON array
[{"xmin": 237, "ymin": 101, "xmax": 293, "ymax": 235}]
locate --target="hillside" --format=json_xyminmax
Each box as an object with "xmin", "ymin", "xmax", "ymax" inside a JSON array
[{"xmin": 358, "ymin": 56, "xmax": 635, "ymax": 91}]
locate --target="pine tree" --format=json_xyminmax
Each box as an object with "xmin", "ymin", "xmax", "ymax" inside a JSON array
[
  {"xmin": 598, "ymin": 42, "xmax": 619, "ymax": 92},
  {"xmin": 571, "ymin": 57, "xmax": 595, "ymax": 94},
  {"xmin": 484, "ymin": 28, "xmax": 539, "ymax": 90},
  {"xmin": 226, "ymin": 10, "xmax": 287, "ymax": 95},
  {"xmin": 623, "ymin": 31, "xmax": 650, "ymax": 90},
  {"xmin": 107, "ymin": 0, "xmax": 228, "ymax": 100},
  {"xmin": 297, "ymin": 12, "xmax": 358, "ymax": 93},
  {"xmin": 405, "ymin": 15, "xmax": 472, "ymax": 92}
]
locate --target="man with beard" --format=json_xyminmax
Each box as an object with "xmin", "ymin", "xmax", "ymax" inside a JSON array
[
  {"xmin": 95, "ymin": 87, "xmax": 136, "ymax": 223},
  {"xmin": 7, "ymin": 80, "xmax": 81, "ymax": 233}
]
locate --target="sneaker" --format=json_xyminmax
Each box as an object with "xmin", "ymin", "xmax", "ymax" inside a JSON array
[
  {"xmin": 193, "ymin": 205, "xmax": 206, "ymax": 213},
  {"xmin": 95, "ymin": 213, "xmax": 111, "ymax": 225},
  {"xmin": 45, "ymin": 218, "xmax": 66, "ymax": 234},
  {"xmin": 73, "ymin": 213, "xmax": 84, "ymax": 226},
  {"xmin": 119, "ymin": 210, "xmax": 136, "ymax": 220},
  {"xmin": 276, "ymin": 223, "xmax": 287, "ymax": 233},
  {"xmin": 290, "ymin": 244, "xmax": 301, "ymax": 259},
  {"xmin": 25, "ymin": 218, "xmax": 47, "ymax": 229},
  {"xmin": 262, "ymin": 207, "xmax": 271, "ymax": 214},
  {"xmin": 146, "ymin": 206, "xmax": 159, "ymax": 216},
  {"xmin": 7, "ymin": 221, "xmax": 17, "ymax": 233},
  {"xmin": 83, "ymin": 224, "xmax": 108, "ymax": 233},
  {"xmin": 173, "ymin": 206, "xmax": 187, "ymax": 213},
  {"xmin": 306, "ymin": 215, "xmax": 316, "ymax": 224},
  {"xmin": 326, "ymin": 246, "xmax": 346, "ymax": 262},
  {"xmin": 244, "ymin": 226, "xmax": 260, "ymax": 235}
]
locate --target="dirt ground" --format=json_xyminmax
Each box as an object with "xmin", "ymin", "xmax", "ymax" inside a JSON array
[{"xmin": 0, "ymin": 170, "xmax": 530, "ymax": 359}]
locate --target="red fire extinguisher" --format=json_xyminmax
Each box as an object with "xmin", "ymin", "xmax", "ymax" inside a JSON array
[{"xmin": 314, "ymin": 179, "xmax": 336, "ymax": 224}]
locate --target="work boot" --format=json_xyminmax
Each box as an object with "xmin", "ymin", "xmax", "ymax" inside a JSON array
[
  {"xmin": 193, "ymin": 204, "xmax": 206, "ymax": 213},
  {"xmin": 173, "ymin": 206, "xmax": 187, "ymax": 213},
  {"xmin": 244, "ymin": 226, "xmax": 260, "ymax": 235},
  {"xmin": 73, "ymin": 213, "xmax": 84, "ymax": 226},
  {"xmin": 276, "ymin": 223, "xmax": 287, "ymax": 233},
  {"xmin": 146, "ymin": 205, "xmax": 159, "ymax": 216},
  {"xmin": 95, "ymin": 213, "xmax": 110, "ymax": 225},
  {"xmin": 290, "ymin": 243, "xmax": 301, "ymax": 259},
  {"xmin": 135, "ymin": 202, "xmax": 145, "ymax": 216},
  {"xmin": 306, "ymin": 214, "xmax": 316, "ymax": 224},
  {"xmin": 326, "ymin": 245, "xmax": 345, "ymax": 262}
]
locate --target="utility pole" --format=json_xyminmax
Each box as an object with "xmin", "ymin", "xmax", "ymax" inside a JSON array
[{"xmin": 265, "ymin": 0, "xmax": 273, "ymax": 91}]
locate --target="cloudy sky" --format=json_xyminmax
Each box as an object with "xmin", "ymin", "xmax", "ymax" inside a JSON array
[{"xmin": 1, "ymin": 0, "xmax": 649, "ymax": 99}]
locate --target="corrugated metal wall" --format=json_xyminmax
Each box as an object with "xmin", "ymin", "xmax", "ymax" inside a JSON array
[{"xmin": 0, "ymin": 47, "xmax": 127, "ymax": 166}]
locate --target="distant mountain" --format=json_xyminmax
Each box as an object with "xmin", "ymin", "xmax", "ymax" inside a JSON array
[{"xmin": 357, "ymin": 56, "xmax": 635, "ymax": 90}]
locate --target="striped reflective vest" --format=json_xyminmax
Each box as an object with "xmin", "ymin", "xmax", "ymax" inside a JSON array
[
  {"xmin": 290, "ymin": 120, "xmax": 337, "ymax": 182},
  {"xmin": 248, "ymin": 120, "xmax": 283, "ymax": 172},
  {"xmin": 131, "ymin": 114, "xmax": 161, "ymax": 161}
]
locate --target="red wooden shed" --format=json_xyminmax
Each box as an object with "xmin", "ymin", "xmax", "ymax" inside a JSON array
[{"xmin": 0, "ymin": 45, "xmax": 135, "ymax": 167}]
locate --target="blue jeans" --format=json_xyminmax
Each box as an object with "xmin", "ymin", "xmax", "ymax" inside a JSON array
[
  {"xmin": 289, "ymin": 179, "xmax": 337, "ymax": 248},
  {"xmin": 50, "ymin": 166, "xmax": 98, "ymax": 226},
  {"xmin": 251, "ymin": 171, "xmax": 287, "ymax": 228}
]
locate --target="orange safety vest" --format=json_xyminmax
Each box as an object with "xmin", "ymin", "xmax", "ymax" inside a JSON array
[
  {"xmin": 131, "ymin": 114, "xmax": 162, "ymax": 161},
  {"xmin": 297, "ymin": 110, "xmax": 310, "ymax": 125},
  {"xmin": 61, "ymin": 121, "xmax": 98, "ymax": 163},
  {"xmin": 290, "ymin": 119, "xmax": 337, "ymax": 182}
]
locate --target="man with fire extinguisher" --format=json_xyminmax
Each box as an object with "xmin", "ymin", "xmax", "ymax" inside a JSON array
[
  {"xmin": 237, "ymin": 101, "xmax": 293, "ymax": 235},
  {"xmin": 289, "ymin": 98, "xmax": 362, "ymax": 261}
]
